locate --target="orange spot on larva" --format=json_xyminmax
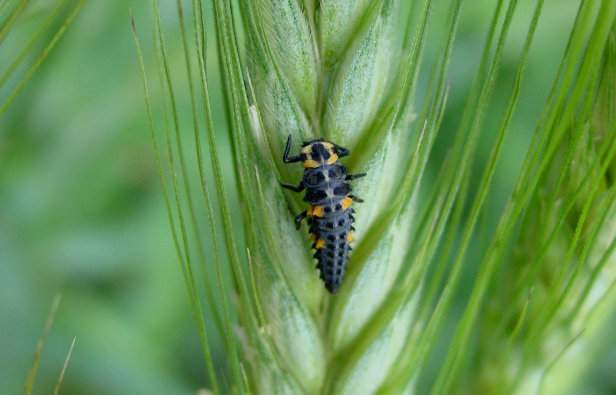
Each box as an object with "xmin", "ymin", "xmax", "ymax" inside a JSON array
[
  {"xmin": 341, "ymin": 197, "xmax": 353, "ymax": 210},
  {"xmin": 309, "ymin": 205, "xmax": 324, "ymax": 217}
]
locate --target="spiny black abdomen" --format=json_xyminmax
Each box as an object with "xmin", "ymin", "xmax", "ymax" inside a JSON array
[
  {"xmin": 303, "ymin": 163, "xmax": 355, "ymax": 293},
  {"xmin": 310, "ymin": 209, "xmax": 354, "ymax": 293}
]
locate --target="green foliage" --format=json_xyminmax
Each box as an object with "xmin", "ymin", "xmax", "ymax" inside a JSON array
[
  {"xmin": 1, "ymin": 0, "xmax": 615, "ymax": 394},
  {"xmin": 131, "ymin": 0, "xmax": 616, "ymax": 394},
  {"xmin": 0, "ymin": 0, "xmax": 84, "ymax": 116},
  {"xmin": 21, "ymin": 296, "xmax": 76, "ymax": 395}
]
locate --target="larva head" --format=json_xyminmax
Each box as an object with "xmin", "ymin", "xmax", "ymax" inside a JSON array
[{"xmin": 301, "ymin": 139, "xmax": 349, "ymax": 168}]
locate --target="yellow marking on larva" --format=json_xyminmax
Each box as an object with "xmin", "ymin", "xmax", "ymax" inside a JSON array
[
  {"xmin": 326, "ymin": 153, "xmax": 339, "ymax": 164},
  {"xmin": 315, "ymin": 239, "xmax": 326, "ymax": 249},
  {"xmin": 341, "ymin": 196, "xmax": 353, "ymax": 210},
  {"xmin": 309, "ymin": 205, "xmax": 324, "ymax": 217},
  {"xmin": 301, "ymin": 145, "xmax": 313, "ymax": 154},
  {"xmin": 347, "ymin": 232, "xmax": 354, "ymax": 242},
  {"xmin": 304, "ymin": 159, "xmax": 319, "ymax": 168}
]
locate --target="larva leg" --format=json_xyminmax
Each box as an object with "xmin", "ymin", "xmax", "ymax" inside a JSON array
[
  {"xmin": 346, "ymin": 173, "xmax": 367, "ymax": 181},
  {"xmin": 281, "ymin": 181, "xmax": 305, "ymax": 193},
  {"xmin": 350, "ymin": 194, "xmax": 364, "ymax": 203},
  {"xmin": 294, "ymin": 210, "xmax": 307, "ymax": 229},
  {"xmin": 283, "ymin": 135, "xmax": 303, "ymax": 163},
  {"xmin": 333, "ymin": 143, "xmax": 349, "ymax": 158}
]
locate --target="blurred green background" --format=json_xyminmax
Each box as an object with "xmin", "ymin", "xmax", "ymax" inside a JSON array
[{"xmin": 1, "ymin": 1, "xmax": 615, "ymax": 394}]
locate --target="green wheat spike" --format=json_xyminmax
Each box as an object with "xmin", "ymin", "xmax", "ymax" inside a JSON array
[{"xmin": 136, "ymin": 0, "xmax": 616, "ymax": 394}]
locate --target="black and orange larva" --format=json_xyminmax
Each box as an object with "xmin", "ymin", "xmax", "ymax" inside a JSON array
[{"xmin": 281, "ymin": 135, "xmax": 365, "ymax": 293}]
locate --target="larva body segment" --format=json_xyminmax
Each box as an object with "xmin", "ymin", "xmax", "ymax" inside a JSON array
[{"xmin": 281, "ymin": 136, "xmax": 365, "ymax": 293}]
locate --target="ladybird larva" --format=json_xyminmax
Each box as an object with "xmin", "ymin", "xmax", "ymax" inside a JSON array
[{"xmin": 281, "ymin": 135, "xmax": 365, "ymax": 293}]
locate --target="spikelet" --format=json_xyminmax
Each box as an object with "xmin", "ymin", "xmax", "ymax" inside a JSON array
[
  {"xmin": 134, "ymin": 0, "xmax": 616, "ymax": 394},
  {"xmin": 240, "ymin": 1, "xmax": 426, "ymax": 393}
]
